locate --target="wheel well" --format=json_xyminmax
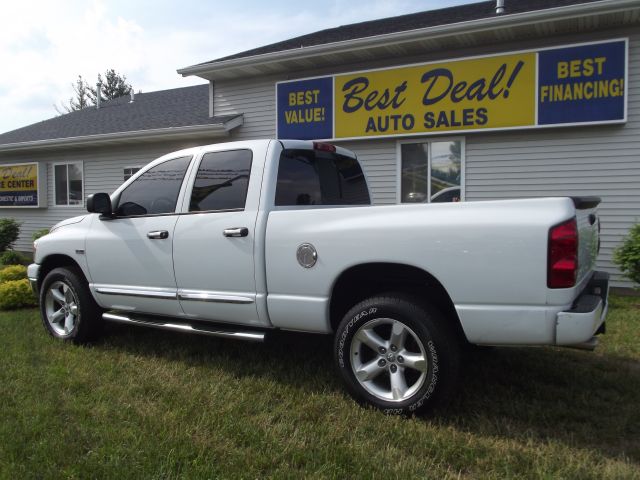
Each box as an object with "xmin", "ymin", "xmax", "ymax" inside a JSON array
[
  {"xmin": 329, "ymin": 263, "xmax": 467, "ymax": 342},
  {"xmin": 38, "ymin": 255, "xmax": 86, "ymax": 289}
]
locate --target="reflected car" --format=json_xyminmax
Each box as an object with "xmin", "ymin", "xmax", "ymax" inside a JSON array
[{"xmin": 430, "ymin": 186, "xmax": 461, "ymax": 203}]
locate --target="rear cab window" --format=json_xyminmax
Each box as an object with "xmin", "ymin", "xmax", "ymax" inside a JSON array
[{"xmin": 275, "ymin": 148, "xmax": 370, "ymax": 206}]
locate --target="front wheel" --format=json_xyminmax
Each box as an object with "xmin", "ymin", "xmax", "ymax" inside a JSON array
[
  {"xmin": 334, "ymin": 294, "xmax": 460, "ymax": 415},
  {"xmin": 40, "ymin": 267, "xmax": 103, "ymax": 344}
]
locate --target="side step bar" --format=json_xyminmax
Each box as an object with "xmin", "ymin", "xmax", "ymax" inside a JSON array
[{"xmin": 103, "ymin": 312, "xmax": 265, "ymax": 342}]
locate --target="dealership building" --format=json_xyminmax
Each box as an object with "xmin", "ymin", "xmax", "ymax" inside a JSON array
[{"xmin": 0, "ymin": 0, "xmax": 638, "ymax": 287}]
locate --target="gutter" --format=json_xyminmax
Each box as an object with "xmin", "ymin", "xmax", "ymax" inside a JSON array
[
  {"xmin": 0, "ymin": 116, "xmax": 244, "ymax": 153},
  {"xmin": 177, "ymin": 0, "xmax": 640, "ymax": 77}
]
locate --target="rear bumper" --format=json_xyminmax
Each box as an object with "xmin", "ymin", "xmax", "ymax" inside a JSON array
[
  {"xmin": 555, "ymin": 271, "xmax": 609, "ymax": 345},
  {"xmin": 27, "ymin": 263, "xmax": 40, "ymax": 296}
]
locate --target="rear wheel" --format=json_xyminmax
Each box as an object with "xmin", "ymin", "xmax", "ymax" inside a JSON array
[
  {"xmin": 334, "ymin": 294, "xmax": 460, "ymax": 415},
  {"xmin": 40, "ymin": 267, "xmax": 103, "ymax": 344}
]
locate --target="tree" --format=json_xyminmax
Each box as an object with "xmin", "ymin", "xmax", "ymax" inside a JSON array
[
  {"xmin": 56, "ymin": 70, "xmax": 131, "ymax": 114},
  {"xmin": 613, "ymin": 223, "xmax": 640, "ymax": 287},
  {"xmin": 55, "ymin": 75, "xmax": 91, "ymax": 114},
  {"xmin": 87, "ymin": 69, "xmax": 132, "ymax": 104}
]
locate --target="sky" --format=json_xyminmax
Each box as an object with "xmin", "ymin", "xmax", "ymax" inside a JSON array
[{"xmin": 0, "ymin": 0, "xmax": 475, "ymax": 134}]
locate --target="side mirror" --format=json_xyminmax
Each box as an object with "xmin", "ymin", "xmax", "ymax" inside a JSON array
[{"xmin": 86, "ymin": 193, "xmax": 113, "ymax": 216}]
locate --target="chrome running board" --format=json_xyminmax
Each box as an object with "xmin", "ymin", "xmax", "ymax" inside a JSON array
[{"xmin": 102, "ymin": 312, "xmax": 265, "ymax": 342}]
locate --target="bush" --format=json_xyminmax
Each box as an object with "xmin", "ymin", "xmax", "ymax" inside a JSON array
[
  {"xmin": 613, "ymin": 223, "xmax": 640, "ymax": 287},
  {"xmin": 0, "ymin": 218, "xmax": 20, "ymax": 252},
  {"xmin": 0, "ymin": 279, "xmax": 37, "ymax": 310},
  {"xmin": 0, "ymin": 250, "xmax": 26, "ymax": 266},
  {"xmin": 0, "ymin": 265, "xmax": 27, "ymax": 282},
  {"xmin": 32, "ymin": 228, "xmax": 50, "ymax": 241}
]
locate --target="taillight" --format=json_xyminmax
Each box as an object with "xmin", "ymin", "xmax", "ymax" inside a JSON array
[
  {"xmin": 548, "ymin": 217, "xmax": 578, "ymax": 288},
  {"xmin": 313, "ymin": 142, "xmax": 336, "ymax": 153}
]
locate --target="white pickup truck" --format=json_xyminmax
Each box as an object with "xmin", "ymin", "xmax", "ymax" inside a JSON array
[{"xmin": 29, "ymin": 139, "xmax": 609, "ymax": 415}]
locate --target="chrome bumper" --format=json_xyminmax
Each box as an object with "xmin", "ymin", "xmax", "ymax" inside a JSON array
[
  {"xmin": 27, "ymin": 263, "xmax": 40, "ymax": 296},
  {"xmin": 556, "ymin": 271, "xmax": 609, "ymax": 346}
]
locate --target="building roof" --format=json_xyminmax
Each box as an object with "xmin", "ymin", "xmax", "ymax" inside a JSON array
[
  {"xmin": 0, "ymin": 84, "xmax": 242, "ymax": 152},
  {"xmin": 179, "ymin": 0, "xmax": 639, "ymax": 80},
  {"xmin": 194, "ymin": 0, "xmax": 605, "ymax": 66},
  {"xmin": 198, "ymin": 0, "xmax": 599, "ymax": 65}
]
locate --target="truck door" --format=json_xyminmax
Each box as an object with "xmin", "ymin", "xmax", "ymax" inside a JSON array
[
  {"xmin": 86, "ymin": 156, "xmax": 193, "ymax": 317},
  {"xmin": 172, "ymin": 147, "xmax": 266, "ymax": 327}
]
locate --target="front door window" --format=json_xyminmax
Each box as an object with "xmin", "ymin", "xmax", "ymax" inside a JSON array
[{"xmin": 115, "ymin": 156, "xmax": 191, "ymax": 216}]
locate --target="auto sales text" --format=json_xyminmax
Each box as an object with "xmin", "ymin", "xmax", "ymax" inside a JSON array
[{"xmin": 340, "ymin": 61, "xmax": 524, "ymax": 133}]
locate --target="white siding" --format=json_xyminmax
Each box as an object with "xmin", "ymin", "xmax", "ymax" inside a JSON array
[{"xmin": 214, "ymin": 76, "xmax": 277, "ymax": 139}]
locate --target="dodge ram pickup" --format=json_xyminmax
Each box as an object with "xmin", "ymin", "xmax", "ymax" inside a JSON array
[{"xmin": 29, "ymin": 139, "xmax": 609, "ymax": 415}]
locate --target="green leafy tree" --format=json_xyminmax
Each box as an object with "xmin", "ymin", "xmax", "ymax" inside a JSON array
[
  {"xmin": 56, "ymin": 70, "xmax": 131, "ymax": 114},
  {"xmin": 88, "ymin": 69, "xmax": 132, "ymax": 104},
  {"xmin": 0, "ymin": 219, "xmax": 20, "ymax": 253},
  {"xmin": 613, "ymin": 223, "xmax": 640, "ymax": 287}
]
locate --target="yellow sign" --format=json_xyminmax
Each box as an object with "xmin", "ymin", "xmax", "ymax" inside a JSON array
[
  {"xmin": 0, "ymin": 163, "xmax": 41, "ymax": 207},
  {"xmin": 334, "ymin": 52, "xmax": 536, "ymax": 138}
]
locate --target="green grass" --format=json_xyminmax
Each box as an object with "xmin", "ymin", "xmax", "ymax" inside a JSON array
[{"xmin": 1, "ymin": 296, "xmax": 639, "ymax": 479}]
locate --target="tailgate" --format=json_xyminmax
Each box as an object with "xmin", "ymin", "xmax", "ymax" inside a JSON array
[{"xmin": 572, "ymin": 197, "xmax": 601, "ymax": 285}]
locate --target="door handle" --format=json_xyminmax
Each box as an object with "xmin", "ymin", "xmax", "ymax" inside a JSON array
[
  {"xmin": 223, "ymin": 227, "xmax": 248, "ymax": 238},
  {"xmin": 147, "ymin": 230, "xmax": 169, "ymax": 239}
]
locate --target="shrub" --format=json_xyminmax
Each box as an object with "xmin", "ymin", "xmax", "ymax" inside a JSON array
[
  {"xmin": 613, "ymin": 223, "xmax": 640, "ymax": 287},
  {"xmin": 0, "ymin": 279, "xmax": 37, "ymax": 310},
  {"xmin": 0, "ymin": 218, "xmax": 21, "ymax": 252},
  {"xmin": 0, "ymin": 250, "xmax": 26, "ymax": 266},
  {"xmin": 0, "ymin": 265, "xmax": 27, "ymax": 282},
  {"xmin": 32, "ymin": 228, "xmax": 50, "ymax": 241}
]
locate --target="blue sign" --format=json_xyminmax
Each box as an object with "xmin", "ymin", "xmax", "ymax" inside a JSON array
[
  {"xmin": 277, "ymin": 77, "xmax": 333, "ymax": 140},
  {"xmin": 538, "ymin": 40, "xmax": 626, "ymax": 125}
]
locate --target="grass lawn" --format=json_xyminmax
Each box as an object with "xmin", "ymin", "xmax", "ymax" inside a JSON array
[{"xmin": 1, "ymin": 296, "xmax": 638, "ymax": 479}]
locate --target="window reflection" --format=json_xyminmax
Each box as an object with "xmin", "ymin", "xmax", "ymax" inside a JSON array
[
  {"xmin": 400, "ymin": 140, "xmax": 462, "ymax": 203},
  {"xmin": 189, "ymin": 150, "xmax": 252, "ymax": 211},
  {"xmin": 430, "ymin": 141, "xmax": 461, "ymax": 203},
  {"xmin": 116, "ymin": 156, "xmax": 191, "ymax": 216}
]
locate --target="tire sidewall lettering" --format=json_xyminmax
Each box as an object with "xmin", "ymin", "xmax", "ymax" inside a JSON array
[
  {"xmin": 336, "ymin": 302, "xmax": 441, "ymax": 415},
  {"xmin": 338, "ymin": 307, "xmax": 377, "ymax": 368}
]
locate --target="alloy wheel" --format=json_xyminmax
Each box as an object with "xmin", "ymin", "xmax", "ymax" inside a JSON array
[
  {"xmin": 350, "ymin": 317, "xmax": 428, "ymax": 402},
  {"xmin": 44, "ymin": 281, "xmax": 79, "ymax": 337}
]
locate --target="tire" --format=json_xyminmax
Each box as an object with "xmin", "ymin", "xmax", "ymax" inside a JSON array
[
  {"xmin": 39, "ymin": 267, "xmax": 103, "ymax": 344},
  {"xmin": 334, "ymin": 293, "xmax": 460, "ymax": 415}
]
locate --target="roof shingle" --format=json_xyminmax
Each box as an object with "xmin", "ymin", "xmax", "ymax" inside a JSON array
[{"xmin": 0, "ymin": 84, "xmax": 235, "ymax": 146}]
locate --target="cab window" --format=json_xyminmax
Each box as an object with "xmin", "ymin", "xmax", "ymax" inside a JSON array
[
  {"xmin": 188, "ymin": 150, "xmax": 252, "ymax": 212},
  {"xmin": 275, "ymin": 149, "xmax": 370, "ymax": 206},
  {"xmin": 115, "ymin": 156, "xmax": 191, "ymax": 216}
]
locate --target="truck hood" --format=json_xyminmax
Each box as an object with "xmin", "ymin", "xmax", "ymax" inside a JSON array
[{"xmin": 51, "ymin": 214, "xmax": 88, "ymax": 232}]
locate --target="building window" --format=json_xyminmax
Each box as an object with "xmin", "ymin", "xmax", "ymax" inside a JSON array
[
  {"xmin": 399, "ymin": 139, "xmax": 463, "ymax": 203},
  {"xmin": 54, "ymin": 162, "xmax": 83, "ymax": 206},
  {"xmin": 124, "ymin": 167, "xmax": 142, "ymax": 181}
]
